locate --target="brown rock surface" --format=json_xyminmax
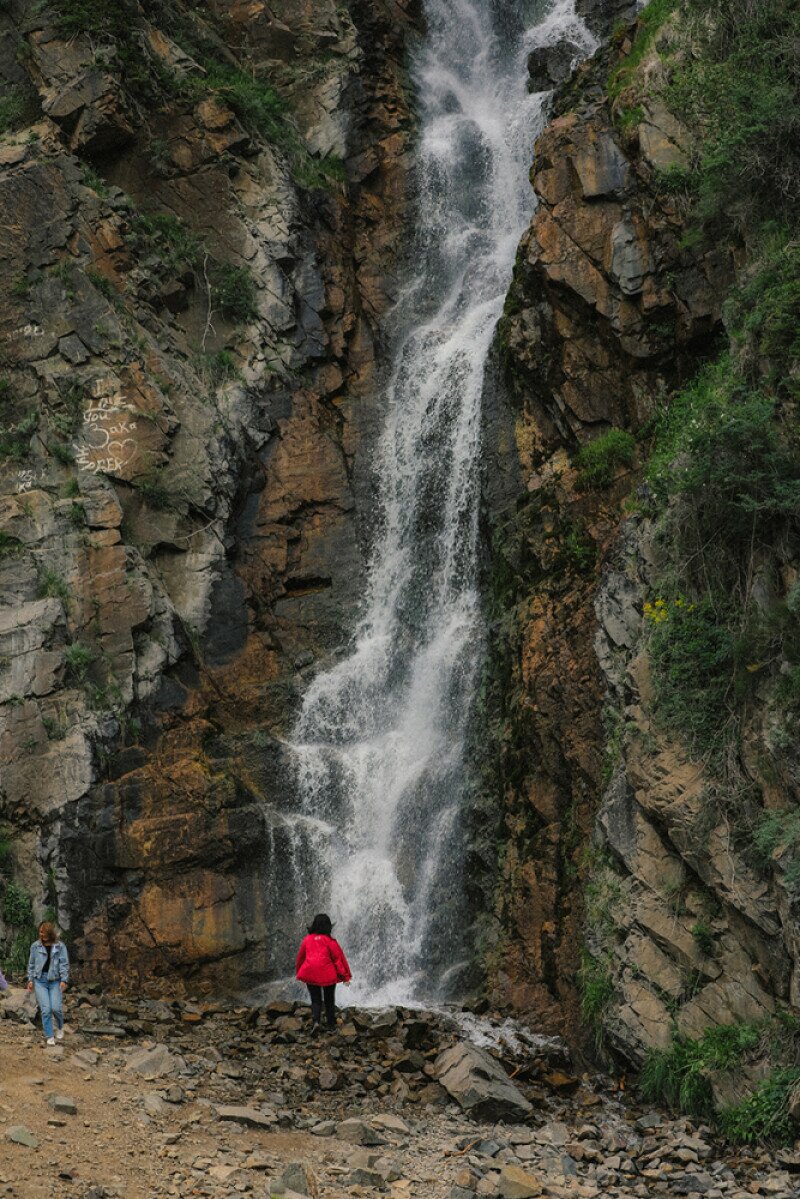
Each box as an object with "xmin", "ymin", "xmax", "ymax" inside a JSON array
[{"xmin": 0, "ymin": 0, "xmax": 416, "ymax": 989}]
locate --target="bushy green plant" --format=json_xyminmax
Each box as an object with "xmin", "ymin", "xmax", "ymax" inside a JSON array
[
  {"xmin": 646, "ymin": 595, "xmax": 737, "ymax": 756},
  {"xmin": 608, "ymin": 0, "xmax": 677, "ymax": 107},
  {"xmin": 691, "ymin": 920, "xmax": 716, "ymax": 956},
  {"xmin": 53, "ymin": 0, "xmax": 136, "ymax": 39},
  {"xmin": 80, "ymin": 165, "xmax": 109, "ymax": 198},
  {"xmin": 37, "ymin": 569, "xmax": 70, "ymax": 604},
  {"xmin": 64, "ymin": 641, "xmax": 94, "ymax": 681},
  {"xmin": 137, "ymin": 473, "xmax": 174, "ymax": 511},
  {"xmin": 0, "ymin": 531, "xmax": 22, "ymax": 557},
  {"xmin": 574, "ymin": 428, "xmax": 636, "ymax": 490},
  {"xmin": 49, "ymin": 440, "xmax": 74, "ymax": 466},
  {"xmin": 197, "ymin": 64, "xmax": 289, "ymax": 145},
  {"xmin": 130, "ymin": 212, "xmax": 203, "ymax": 273},
  {"xmin": 86, "ymin": 269, "xmax": 117, "ymax": 302},
  {"xmin": 640, "ymin": 1024, "xmax": 762, "ymax": 1117},
  {"xmin": 0, "ymin": 409, "xmax": 39, "ymax": 460},
  {"xmin": 0, "ymin": 830, "xmax": 12, "ymax": 879},
  {"xmin": 719, "ymin": 1068, "xmax": 800, "ymax": 1145},
  {"xmin": 1, "ymin": 926, "xmax": 38, "ymax": 977},
  {"xmin": 666, "ymin": 0, "xmax": 800, "ymax": 229},
  {"xmin": 213, "ymin": 264, "xmax": 258, "ymax": 324},
  {"xmin": 754, "ymin": 809, "xmax": 800, "ymax": 894},
  {"xmin": 2, "ymin": 882, "xmax": 33, "ymax": 927},
  {"xmin": 578, "ymin": 949, "xmax": 614, "ymax": 1052},
  {"xmin": 648, "ymin": 362, "xmax": 800, "ymax": 579},
  {"xmin": 729, "ymin": 233, "xmax": 800, "ymax": 397},
  {"xmin": 0, "ymin": 87, "xmax": 25, "ymax": 135},
  {"xmin": 200, "ymin": 350, "xmax": 238, "ymax": 385}
]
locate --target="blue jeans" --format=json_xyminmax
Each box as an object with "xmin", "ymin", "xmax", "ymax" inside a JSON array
[{"xmin": 33, "ymin": 979, "xmax": 63, "ymax": 1039}]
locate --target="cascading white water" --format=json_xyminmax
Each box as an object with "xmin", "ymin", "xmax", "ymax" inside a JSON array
[{"xmin": 286, "ymin": 0, "xmax": 595, "ymax": 1005}]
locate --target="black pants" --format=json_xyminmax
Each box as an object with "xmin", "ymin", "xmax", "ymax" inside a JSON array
[{"xmin": 307, "ymin": 983, "xmax": 336, "ymax": 1029}]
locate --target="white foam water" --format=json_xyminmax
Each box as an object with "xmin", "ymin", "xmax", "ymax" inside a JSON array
[{"xmin": 285, "ymin": 0, "xmax": 595, "ymax": 1006}]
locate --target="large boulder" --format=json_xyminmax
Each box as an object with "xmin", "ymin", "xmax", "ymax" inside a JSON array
[{"xmin": 434, "ymin": 1042, "xmax": 532, "ymax": 1121}]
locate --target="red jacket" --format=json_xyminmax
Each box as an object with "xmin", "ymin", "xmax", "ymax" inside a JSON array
[{"xmin": 295, "ymin": 934, "xmax": 351, "ymax": 987}]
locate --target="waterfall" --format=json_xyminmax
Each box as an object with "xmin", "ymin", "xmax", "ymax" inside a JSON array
[{"xmin": 285, "ymin": 0, "xmax": 595, "ymax": 1006}]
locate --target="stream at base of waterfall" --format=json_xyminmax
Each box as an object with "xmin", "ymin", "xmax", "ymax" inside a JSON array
[{"xmin": 276, "ymin": 0, "xmax": 596, "ymax": 1007}]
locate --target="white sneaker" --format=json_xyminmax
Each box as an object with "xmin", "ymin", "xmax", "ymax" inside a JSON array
[
  {"xmin": 55, "ymin": 1028, "xmax": 64, "ymax": 1041},
  {"xmin": 46, "ymin": 1037, "xmax": 56, "ymax": 1046}
]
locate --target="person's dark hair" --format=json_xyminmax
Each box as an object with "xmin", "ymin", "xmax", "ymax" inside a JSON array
[{"xmin": 308, "ymin": 913, "xmax": 333, "ymax": 936}]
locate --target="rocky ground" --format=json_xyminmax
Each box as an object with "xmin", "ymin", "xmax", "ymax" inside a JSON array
[{"xmin": 1, "ymin": 989, "xmax": 798, "ymax": 1199}]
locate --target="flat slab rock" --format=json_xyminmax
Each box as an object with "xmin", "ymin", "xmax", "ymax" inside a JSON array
[
  {"xmin": 6, "ymin": 1124, "xmax": 38, "ymax": 1148},
  {"xmin": 124, "ymin": 1044, "xmax": 185, "ymax": 1078},
  {"xmin": 435, "ymin": 1042, "xmax": 533, "ymax": 1122},
  {"xmin": 215, "ymin": 1104, "xmax": 277, "ymax": 1129}
]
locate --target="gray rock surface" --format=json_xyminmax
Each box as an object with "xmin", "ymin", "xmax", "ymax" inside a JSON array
[{"xmin": 435, "ymin": 1043, "xmax": 533, "ymax": 1122}]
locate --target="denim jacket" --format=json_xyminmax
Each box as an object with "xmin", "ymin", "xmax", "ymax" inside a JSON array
[{"xmin": 27, "ymin": 940, "xmax": 69, "ymax": 984}]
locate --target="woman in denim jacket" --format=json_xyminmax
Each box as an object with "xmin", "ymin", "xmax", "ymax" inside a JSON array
[{"xmin": 27, "ymin": 921, "xmax": 69, "ymax": 1046}]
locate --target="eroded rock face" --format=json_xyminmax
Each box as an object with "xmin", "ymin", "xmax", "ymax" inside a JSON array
[
  {"xmin": 476, "ymin": 25, "xmax": 737, "ymax": 1039},
  {"xmin": 480, "ymin": 10, "xmax": 800, "ymax": 1069},
  {"xmin": 0, "ymin": 0, "xmax": 416, "ymax": 990}
]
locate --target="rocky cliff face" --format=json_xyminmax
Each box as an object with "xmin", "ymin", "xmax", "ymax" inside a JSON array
[
  {"xmin": 0, "ymin": 0, "xmax": 417, "ymax": 989},
  {"xmin": 478, "ymin": 8, "xmax": 800, "ymax": 1072}
]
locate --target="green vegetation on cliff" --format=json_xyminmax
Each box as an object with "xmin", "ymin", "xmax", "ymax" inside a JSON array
[{"xmin": 640, "ymin": 1018, "xmax": 800, "ymax": 1145}]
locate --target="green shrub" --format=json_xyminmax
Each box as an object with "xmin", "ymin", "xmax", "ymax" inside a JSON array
[
  {"xmin": 49, "ymin": 440, "xmax": 74, "ymax": 466},
  {"xmin": 578, "ymin": 949, "xmax": 614, "ymax": 1053},
  {"xmin": 2, "ymin": 882, "xmax": 33, "ymax": 927},
  {"xmin": 574, "ymin": 428, "xmax": 636, "ymax": 490},
  {"xmin": 754, "ymin": 809, "xmax": 800, "ymax": 894},
  {"xmin": 86, "ymin": 269, "xmax": 117, "ymax": 302},
  {"xmin": 0, "ymin": 409, "xmax": 39, "ymax": 460},
  {"xmin": 37, "ymin": 569, "xmax": 70, "ymax": 604},
  {"xmin": 0, "ymin": 87, "xmax": 25, "ymax": 135},
  {"xmin": 719, "ymin": 1068, "xmax": 800, "ymax": 1145},
  {"xmin": 53, "ymin": 0, "xmax": 136, "ymax": 39},
  {"xmin": 640, "ymin": 1024, "xmax": 762, "ymax": 1117},
  {"xmin": 608, "ymin": 0, "xmax": 677, "ymax": 116},
  {"xmin": 729, "ymin": 233, "xmax": 800, "ymax": 396},
  {"xmin": 80, "ymin": 165, "xmax": 109, "ymax": 198},
  {"xmin": 200, "ymin": 350, "xmax": 238, "ymax": 385},
  {"xmin": 137, "ymin": 473, "xmax": 174, "ymax": 511},
  {"xmin": 0, "ymin": 830, "xmax": 11, "ymax": 879},
  {"xmin": 64, "ymin": 641, "xmax": 94, "ymax": 681},
  {"xmin": 68, "ymin": 502, "xmax": 86, "ymax": 528},
  {"xmin": 198, "ymin": 64, "xmax": 289, "ymax": 145},
  {"xmin": 130, "ymin": 212, "xmax": 203, "ymax": 273},
  {"xmin": 213, "ymin": 264, "xmax": 258, "ymax": 324},
  {"xmin": 646, "ymin": 595, "xmax": 737, "ymax": 756},
  {"xmin": 691, "ymin": 920, "xmax": 717, "ymax": 956},
  {"xmin": 666, "ymin": 0, "xmax": 800, "ymax": 229},
  {"xmin": 0, "ymin": 531, "xmax": 22, "ymax": 557},
  {"xmin": 1, "ymin": 926, "xmax": 38, "ymax": 977}
]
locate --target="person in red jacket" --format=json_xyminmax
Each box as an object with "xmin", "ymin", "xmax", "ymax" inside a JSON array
[{"xmin": 295, "ymin": 913, "xmax": 351, "ymax": 1031}]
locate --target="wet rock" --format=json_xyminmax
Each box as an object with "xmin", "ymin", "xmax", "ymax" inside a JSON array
[
  {"xmin": 435, "ymin": 1043, "xmax": 533, "ymax": 1121},
  {"xmin": 528, "ymin": 41, "xmax": 581, "ymax": 91}
]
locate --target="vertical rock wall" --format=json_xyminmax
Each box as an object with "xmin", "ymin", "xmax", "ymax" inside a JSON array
[
  {"xmin": 0, "ymin": 0, "xmax": 417, "ymax": 990},
  {"xmin": 476, "ymin": 20, "xmax": 740, "ymax": 1042}
]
